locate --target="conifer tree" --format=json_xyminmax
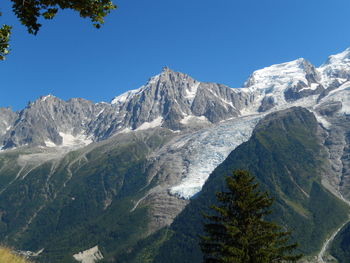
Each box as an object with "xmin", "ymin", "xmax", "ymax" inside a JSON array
[{"xmin": 200, "ymin": 170, "xmax": 302, "ymax": 263}]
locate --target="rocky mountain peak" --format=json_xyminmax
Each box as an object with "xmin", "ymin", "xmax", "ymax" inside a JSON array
[
  {"xmin": 244, "ymin": 58, "xmax": 317, "ymax": 90},
  {"xmin": 4, "ymin": 48, "xmax": 350, "ymax": 150},
  {"xmin": 28, "ymin": 94, "xmax": 59, "ymax": 107},
  {"xmin": 0, "ymin": 107, "xmax": 17, "ymax": 138},
  {"xmin": 319, "ymin": 47, "xmax": 350, "ymax": 83},
  {"xmin": 39, "ymin": 94, "xmax": 56, "ymax": 101},
  {"xmin": 241, "ymin": 58, "xmax": 323, "ymax": 110},
  {"xmin": 161, "ymin": 65, "xmax": 172, "ymax": 73},
  {"xmin": 323, "ymin": 47, "xmax": 350, "ymax": 65},
  {"xmin": 112, "ymin": 67, "xmax": 251, "ymax": 130}
]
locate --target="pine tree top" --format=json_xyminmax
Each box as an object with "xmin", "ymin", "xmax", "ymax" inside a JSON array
[{"xmin": 200, "ymin": 170, "xmax": 303, "ymax": 263}]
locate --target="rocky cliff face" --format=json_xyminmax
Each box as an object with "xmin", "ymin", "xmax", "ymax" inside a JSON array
[
  {"xmin": 3, "ymin": 48, "xmax": 350, "ymax": 151},
  {"xmin": 0, "ymin": 107, "xmax": 17, "ymax": 141},
  {"xmin": 0, "ymin": 68, "xmax": 252, "ymax": 149},
  {"xmin": 110, "ymin": 66, "xmax": 252, "ymax": 130},
  {"xmin": 1, "ymin": 47, "xmax": 350, "ymax": 263},
  {"xmin": 150, "ymin": 107, "xmax": 350, "ymax": 263}
]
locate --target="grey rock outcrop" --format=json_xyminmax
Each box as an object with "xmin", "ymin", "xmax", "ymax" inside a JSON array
[
  {"xmin": 1, "ymin": 47, "xmax": 350, "ymax": 263},
  {"xmin": 1, "ymin": 96, "xmax": 120, "ymax": 148},
  {"xmin": 0, "ymin": 68, "xmax": 253, "ymax": 149},
  {"xmin": 3, "ymin": 48, "xmax": 350, "ymax": 150},
  {"xmin": 0, "ymin": 107, "xmax": 17, "ymax": 144},
  {"xmin": 283, "ymin": 60, "xmax": 325, "ymax": 102},
  {"xmin": 320, "ymin": 47, "xmax": 350, "ymax": 81},
  {"xmin": 113, "ymin": 67, "xmax": 251, "ymax": 130}
]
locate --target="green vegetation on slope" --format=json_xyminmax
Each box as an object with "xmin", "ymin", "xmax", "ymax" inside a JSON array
[
  {"xmin": 134, "ymin": 107, "xmax": 349, "ymax": 263},
  {"xmin": 116, "ymin": 228, "xmax": 174, "ymax": 263},
  {"xmin": 330, "ymin": 222, "xmax": 350, "ymax": 263},
  {"xmin": 201, "ymin": 170, "xmax": 302, "ymax": 262},
  {"xmin": 0, "ymin": 129, "xmax": 174, "ymax": 263}
]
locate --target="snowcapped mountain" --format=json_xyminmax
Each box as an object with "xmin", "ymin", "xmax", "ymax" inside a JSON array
[
  {"xmin": 319, "ymin": 47, "xmax": 350, "ymax": 82},
  {"xmin": 111, "ymin": 66, "xmax": 251, "ymax": 130},
  {"xmin": 0, "ymin": 67, "xmax": 251, "ymax": 150},
  {"xmin": 1, "ymin": 47, "xmax": 350, "ymax": 263},
  {"xmin": 0, "ymin": 107, "xmax": 16, "ymax": 137},
  {"xmin": 242, "ymin": 58, "xmax": 323, "ymax": 112},
  {"xmin": 2, "ymin": 47, "xmax": 350, "ymax": 199}
]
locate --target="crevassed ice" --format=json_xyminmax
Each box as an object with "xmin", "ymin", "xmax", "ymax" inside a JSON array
[{"xmin": 169, "ymin": 115, "xmax": 261, "ymax": 199}]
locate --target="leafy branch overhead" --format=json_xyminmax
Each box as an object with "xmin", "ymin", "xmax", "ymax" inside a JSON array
[
  {"xmin": 0, "ymin": 24, "xmax": 11, "ymax": 60},
  {"xmin": 0, "ymin": 0, "xmax": 116, "ymax": 60}
]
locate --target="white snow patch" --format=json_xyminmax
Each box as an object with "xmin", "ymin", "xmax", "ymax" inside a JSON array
[
  {"xmin": 207, "ymin": 88, "xmax": 235, "ymax": 110},
  {"xmin": 243, "ymin": 58, "xmax": 311, "ymax": 110},
  {"xmin": 118, "ymin": 127, "xmax": 133, "ymax": 134},
  {"xmin": 111, "ymin": 74, "xmax": 160, "ymax": 105},
  {"xmin": 185, "ymin": 82, "xmax": 200, "ymax": 104},
  {"xmin": 44, "ymin": 139, "xmax": 57, "ymax": 147},
  {"xmin": 310, "ymin": 82, "xmax": 320, "ymax": 90},
  {"xmin": 59, "ymin": 132, "xmax": 93, "ymax": 148},
  {"xmin": 41, "ymin": 94, "xmax": 54, "ymax": 102},
  {"xmin": 169, "ymin": 115, "xmax": 261, "ymax": 199},
  {"xmin": 0, "ymin": 125, "xmax": 11, "ymax": 136},
  {"xmin": 299, "ymin": 83, "xmax": 320, "ymax": 92},
  {"xmin": 135, "ymin": 117, "xmax": 163, "ymax": 131},
  {"xmin": 312, "ymin": 112, "xmax": 331, "ymax": 129},
  {"xmin": 96, "ymin": 109, "xmax": 105, "ymax": 117},
  {"xmin": 148, "ymin": 74, "xmax": 160, "ymax": 85},
  {"xmin": 319, "ymin": 47, "xmax": 350, "ymax": 84},
  {"xmin": 17, "ymin": 248, "xmax": 44, "ymax": 258},
  {"xmin": 318, "ymin": 82, "xmax": 350, "ymax": 114},
  {"xmin": 111, "ymin": 88, "xmax": 142, "ymax": 105},
  {"xmin": 245, "ymin": 58, "xmax": 309, "ymax": 90},
  {"xmin": 73, "ymin": 246, "xmax": 103, "ymax": 263},
  {"xmin": 180, "ymin": 115, "xmax": 209, "ymax": 125}
]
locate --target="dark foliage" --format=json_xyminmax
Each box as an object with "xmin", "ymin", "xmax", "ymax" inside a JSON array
[
  {"xmin": 200, "ymin": 170, "xmax": 302, "ymax": 263},
  {"xmin": 1, "ymin": 0, "xmax": 116, "ymax": 59},
  {"xmin": 152, "ymin": 107, "xmax": 349, "ymax": 263}
]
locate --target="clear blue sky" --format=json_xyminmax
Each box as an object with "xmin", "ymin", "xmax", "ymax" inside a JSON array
[{"xmin": 1, "ymin": 0, "xmax": 350, "ymax": 110}]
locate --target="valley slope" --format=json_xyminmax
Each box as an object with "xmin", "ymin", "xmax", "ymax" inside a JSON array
[{"xmin": 1, "ymin": 48, "xmax": 350, "ymax": 262}]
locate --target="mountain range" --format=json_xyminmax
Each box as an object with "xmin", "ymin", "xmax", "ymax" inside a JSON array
[{"xmin": 1, "ymin": 47, "xmax": 350, "ymax": 263}]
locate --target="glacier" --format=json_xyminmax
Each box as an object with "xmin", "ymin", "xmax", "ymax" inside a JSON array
[{"xmin": 169, "ymin": 114, "xmax": 261, "ymax": 199}]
